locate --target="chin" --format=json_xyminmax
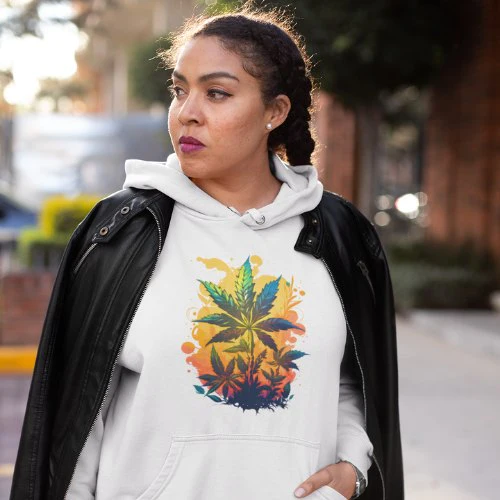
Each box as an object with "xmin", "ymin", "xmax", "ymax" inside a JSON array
[{"xmin": 177, "ymin": 157, "xmax": 214, "ymax": 179}]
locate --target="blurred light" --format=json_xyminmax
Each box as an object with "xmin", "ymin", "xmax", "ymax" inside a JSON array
[
  {"xmin": 0, "ymin": 22, "xmax": 81, "ymax": 107},
  {"xmin": 34, "ymin": 96, "xmax": 56, "ymax": 113},
  {"xmin": 374, "ymin": 211, "xmax": 391, "ymax": 227},
  {"xmin": 395, "ymin": 193, "xmax": 419, "ymax": 214},
  {"xmin": 417, "ymin": 191, "xmax": 428, "ymax": 206},
  {"xmin": 376, "ymin": 194, "xmax": 393, "ymax": 210},
  {"xmin": 8, "ymin": 0, "xmax": 32, "ymax": 7},
  {"xmin": 77, "ymin": 31, "xmax": 89, "ymax": 52},
  {"xmin": 38, "ymin": 2, "xmax": 74, "ymax": 21},
  {"xmin": 417, "ymin": 213, "xmax": 430, "ymax": 227},
  {"xmin": 3, "ymin": 79, "xmax": 40, "ymax": 106}
]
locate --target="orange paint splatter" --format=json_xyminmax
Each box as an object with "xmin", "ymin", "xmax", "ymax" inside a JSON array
[{"xmin": 181, "ymin": 342, "xmax": 195, "ymax": 354}]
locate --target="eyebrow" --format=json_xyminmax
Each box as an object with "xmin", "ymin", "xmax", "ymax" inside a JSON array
[{"xmin": 172, "ymin": 70, "xmax": 240, "ymax": 83}]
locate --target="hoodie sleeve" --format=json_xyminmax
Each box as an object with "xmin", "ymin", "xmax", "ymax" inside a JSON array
[
  {"xmin": 65, "ymin": 365, "xmax": 122, "ymax": 499},
  {"xmin": 335, "ymin": 364, "xmax": 374, "ymax": 484}
]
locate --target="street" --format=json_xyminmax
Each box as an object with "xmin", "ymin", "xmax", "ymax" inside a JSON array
[{"xmin": 1, "ymin": 316, "xmax": 499, "ymax": 499}]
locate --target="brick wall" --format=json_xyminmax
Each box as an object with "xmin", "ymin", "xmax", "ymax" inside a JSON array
[
  {"xmin": 313, "ymin": 91, "xmax": 357, "ymax": 201},
  {"xmin": 0, "ymin": 272, "xmax": 56, "ymax": 345},
  {"xmin": 423, "ymin": 0, "xmax": 500, "ymax": 261}
]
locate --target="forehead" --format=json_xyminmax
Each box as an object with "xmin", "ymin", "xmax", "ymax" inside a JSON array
[{"xmin": 174, "ymin": 36, "xmax": 248, "ymax": 77}]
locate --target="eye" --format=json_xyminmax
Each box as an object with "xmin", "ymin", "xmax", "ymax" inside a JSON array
[
  {"xmin": 168, "ymin": 85, "xmax": 186, "ymax": 98},
  {"xmin": 207, "ymin": 88, "xmax": 232, "ymax": 100}
]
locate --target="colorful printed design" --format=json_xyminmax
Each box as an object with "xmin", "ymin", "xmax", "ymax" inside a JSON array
[{"xmin": 184, "ymin": 256, "xmax": 308, "ymax": 413}]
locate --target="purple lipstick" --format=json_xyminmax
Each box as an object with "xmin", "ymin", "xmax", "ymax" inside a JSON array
[{"xmin": 179, "ymin": 136, "xmax": 205, "ymax": 153}]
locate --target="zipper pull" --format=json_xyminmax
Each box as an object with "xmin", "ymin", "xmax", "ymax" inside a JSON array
[{"xmin": 357, "ymin": 260, "xmax": 375, "ymax": 300}]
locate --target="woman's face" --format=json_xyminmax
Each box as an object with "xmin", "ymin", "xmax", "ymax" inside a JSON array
[{"xmin": 168, "ymin": 36, "xmax": 287, "ymax": 180}]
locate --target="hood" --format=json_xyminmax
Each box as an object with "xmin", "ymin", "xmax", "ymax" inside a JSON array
[{"xmin": 123, "ymin": 152, "xmax": 323, "ymax": 230}]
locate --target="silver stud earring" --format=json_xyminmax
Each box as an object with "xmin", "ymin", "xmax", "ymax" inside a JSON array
[{"xmin": 266, "ymin": 123, "xmax": 272, "ymax": 130}]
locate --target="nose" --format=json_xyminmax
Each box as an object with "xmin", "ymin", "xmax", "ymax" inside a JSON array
[{"xmin": 176, "ymin": 92, "xmax": 203, "ymax": 125}]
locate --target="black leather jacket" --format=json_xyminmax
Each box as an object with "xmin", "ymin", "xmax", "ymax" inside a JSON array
[{"xmin": 10, "ymin": 187, "xmax": 404, "ymax": 500}]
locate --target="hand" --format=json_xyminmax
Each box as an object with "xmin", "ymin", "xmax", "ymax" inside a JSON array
[{"xmin": 294, "ymin": 461, "xmax": 356, "ymax": 499}]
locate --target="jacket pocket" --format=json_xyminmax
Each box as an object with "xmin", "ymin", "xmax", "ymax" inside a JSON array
[
  {"xmin": 137, "ymin": 434, "xmax": 337, "ymax": 500},
  {"xmin": 356, "ymin": 259, "xmax": 375, "ymax": 304},
  {"xmin": 72, "ymin": 243, "xmax": 98, "ymax": 276}
]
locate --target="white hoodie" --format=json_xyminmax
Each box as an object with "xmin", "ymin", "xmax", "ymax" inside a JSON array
[{"xmin": 66, "ymin": 153, "xmax": 373, "ymax": 500}]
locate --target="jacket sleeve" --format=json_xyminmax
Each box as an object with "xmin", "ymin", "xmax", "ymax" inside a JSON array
[
  {"xmin": 336, "ymin": 363, "xmax": 374, "ymax": 483},
  {"xmin": 9, "ymin": 197, "xmax": 110, "ymax": 500},
  {"xmin": 354, "ymin": 204, "xmax": 404, "ymax": 499},
  {"xmin": 368, "ymin": 230, "xmax": 404, "ymax": 498},
  {"xmin": 64, "ymin": 364, "xmax": 122, "ymax": 499}
]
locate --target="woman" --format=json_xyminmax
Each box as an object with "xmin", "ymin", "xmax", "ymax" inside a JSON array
[{"xmin": 10, "ymin": 8, "xmax": 403, "ymax": 500}]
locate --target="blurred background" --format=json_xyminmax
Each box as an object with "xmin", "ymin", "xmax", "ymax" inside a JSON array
[{"xmin": 0, "ymin": 0, "xmax": 498, "ymax": 498}]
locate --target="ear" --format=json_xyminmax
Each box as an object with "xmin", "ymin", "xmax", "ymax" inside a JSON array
[{"xmin": 265, "ymin": 94, "xmax": 291, "ymax": 130}]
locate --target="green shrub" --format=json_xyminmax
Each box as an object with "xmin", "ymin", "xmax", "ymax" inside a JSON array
[
  {"xmin": 40, "ymin": 195, "xmax": 100, "ymax": 238},
  {"xmin": 390, "ymin": 263, "xmax": 496, "ymax": 312},
  {"xmin": 17, "ymin": 228, "xmax": 71, "ymax": 268},
  {"xmin": 387, "ymin": 239, "xmax": 498, "ymax": 311},
  {"xmin": 18, "ymin": 195, "xmax": 100, "ymax": 269}
]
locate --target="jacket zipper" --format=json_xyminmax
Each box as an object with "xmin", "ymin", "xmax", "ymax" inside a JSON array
[
  {"xmin": 356, "ymin": 260, "xmax": 375, "ymax": 302},
  {"xmin": 72, "ymin": 243, "xmax": 98, "ymax": 276},
  {"xmin": 320, "ymin": 257, "xmax": 386, "ymax": 500},
  {"xmin": 63, "ymin": 207, "xmax": 163, "ymax": 499}
]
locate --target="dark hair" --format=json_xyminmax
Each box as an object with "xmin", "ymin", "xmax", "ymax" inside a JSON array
[{"xmin": 160, "ymin": 7, "xmax": 316, "ymax": 166}]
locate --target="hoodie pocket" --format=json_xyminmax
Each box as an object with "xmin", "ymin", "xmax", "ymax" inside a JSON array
[
  {"xmin": 316, "ymin": 485, "xmax": 348, "ymax": 500},
  {"xmin": 137, "ymin": 434, "xmax": 338, "ymax": 500}
]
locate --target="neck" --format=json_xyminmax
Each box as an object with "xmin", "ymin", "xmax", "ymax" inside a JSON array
[{"xmin": 190, "ymin": 153, "xmax": 282, "ymax": 213}]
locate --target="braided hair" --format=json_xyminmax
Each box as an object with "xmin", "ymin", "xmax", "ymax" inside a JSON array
[{"xmin": 161, "ymin": 8, "xmax": 316, "ymax": 166}]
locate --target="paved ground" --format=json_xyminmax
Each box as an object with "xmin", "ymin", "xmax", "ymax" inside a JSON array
[
  {"xmin": 1, "ymin": 312, "xmax": 499, "ymax": 499},
  {"xmin": 408, "ymin": 310, "xmax": 500, "ymax": 359},
  {"xmin": 398, "ymin": 314, "xmax": 500, "ymax": 500},
  {"xmin": 0, "ymin": 376, "xmax": 30, "ymax": 499}
]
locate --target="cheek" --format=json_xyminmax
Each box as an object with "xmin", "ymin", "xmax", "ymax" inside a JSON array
[
  {"xmin": 210, "ymin": 105, "xmax": 264, "ymax": 143},
  {"xmin": 167, "ymin": 104, "xmax": 179, "ymax": 135}
]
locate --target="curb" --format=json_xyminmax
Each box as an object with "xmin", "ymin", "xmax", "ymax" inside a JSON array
[{"xmin": 0, "ymin": 346, "xmax": 37, "ymax": 374}]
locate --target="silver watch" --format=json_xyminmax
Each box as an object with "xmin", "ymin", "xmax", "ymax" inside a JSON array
[{"xmin": 340, "ymin": 461, "xmax": 367, "ymax": 499}]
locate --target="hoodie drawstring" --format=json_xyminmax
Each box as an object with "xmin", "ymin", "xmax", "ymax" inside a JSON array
[
  {"xmin": 226, "ymin": 206, "xmax": 266, "ymax": 225},
  {"xmin": 245, "ymin": 208, "xmax": 266, "ymax": 225}
]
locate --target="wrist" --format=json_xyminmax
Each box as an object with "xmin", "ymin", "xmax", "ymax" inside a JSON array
[{"xmin": 338, "ymin": 460, "xmax": 366, "ymax": 499}]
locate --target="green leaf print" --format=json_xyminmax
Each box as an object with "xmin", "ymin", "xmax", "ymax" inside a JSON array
[
  {"xmin": 206, "ymin": 327, "xmax": 246, "ymax": 346},
  {"xmin": 197, "ymin": 280, "xmax": 241, "ymax": 319},
  {"xmin": 235, "ymin": 257, "xmax": 255, "ymax": 314},
  {"xmin": 193, "ymin": 256, "xmax": 308, "ymax": 412}
]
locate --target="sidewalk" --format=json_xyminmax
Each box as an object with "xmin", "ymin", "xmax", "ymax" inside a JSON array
[{"xmin": 405, "ymin": 309, "xmax": 500, "ymax": 359}]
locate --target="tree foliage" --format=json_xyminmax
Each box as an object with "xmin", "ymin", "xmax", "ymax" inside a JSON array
[
  {"xmin": 128, "ymin": 38, "xmax": 173, "ymax": 108},
  {"xmin": 206, "ymin": 0, "xmax": 478, "ymax": 107}
]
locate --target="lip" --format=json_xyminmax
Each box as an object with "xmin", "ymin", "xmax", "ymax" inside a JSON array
[
  {"xmin": 179, "ymin": 136, "xmax": 206, "ymax": 154},
  {"xmin": 179, "ymin": 136, "xmax": 205, "ymax": 146}
]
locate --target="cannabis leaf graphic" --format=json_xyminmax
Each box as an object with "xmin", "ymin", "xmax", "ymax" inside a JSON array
[
  {"xmin": 268, "ymin": 347, "xmax": 309, "ymax": 372},
  {"xmin": 192, "ymin": 256, "xmax": 308, "ymax": 412},
  {"xmin": 198, "ymin": 345, "xmax": 244, "ymax": 401},
  {"xmin": 195, "ymin": 257, "xmax": 304, "ymax": 358},
  {"xmin": 261, "ymin": 368, "xmax": 287, "ymax": 400}
]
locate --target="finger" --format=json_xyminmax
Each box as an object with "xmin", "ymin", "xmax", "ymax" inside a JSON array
[{"xmin": 294, "ymin": 464, "xmax": 335, "ymax": 498}]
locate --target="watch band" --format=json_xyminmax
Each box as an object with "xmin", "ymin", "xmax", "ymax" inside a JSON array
[{"xmin": 339, "ymin": 460, "xmax": 367, "ymax": 499}]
